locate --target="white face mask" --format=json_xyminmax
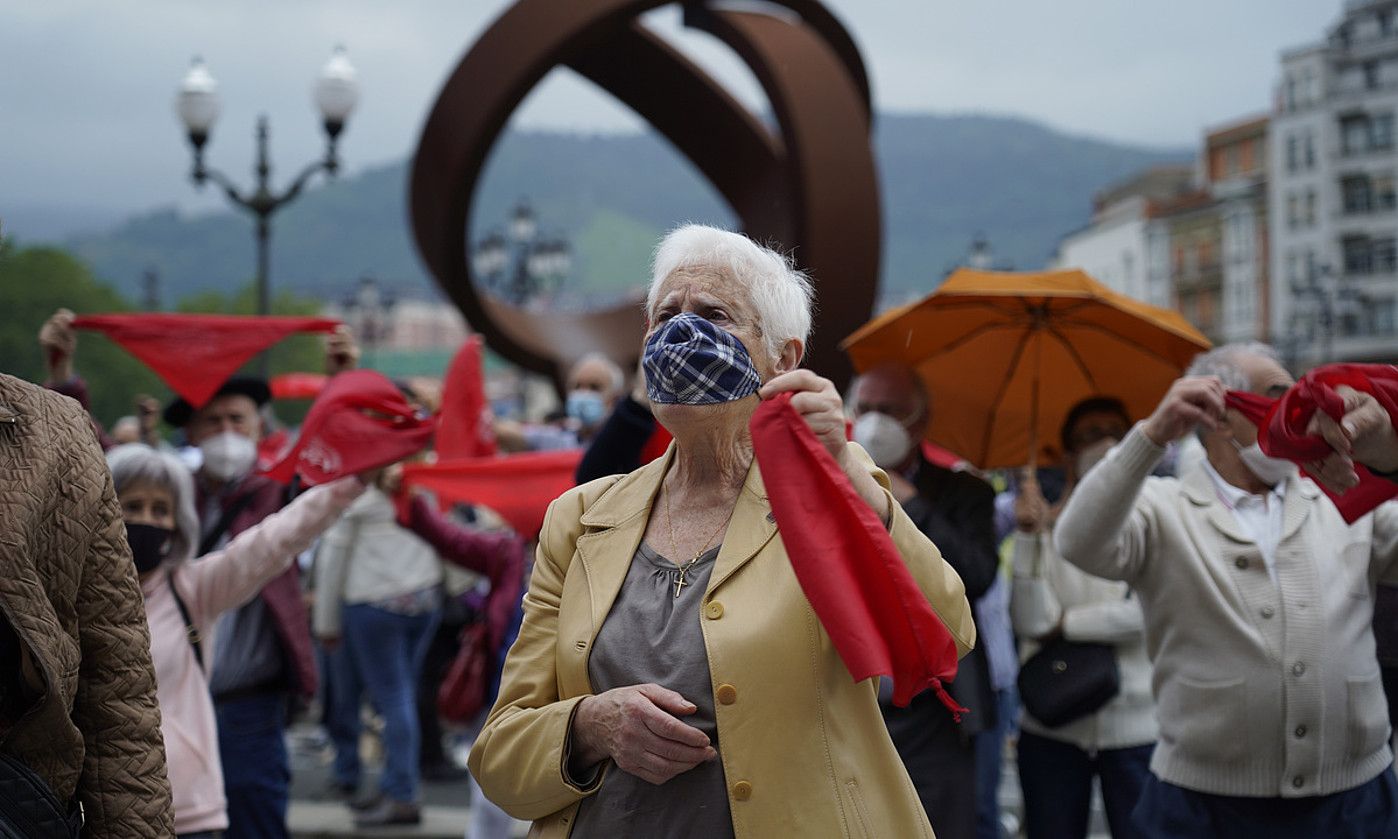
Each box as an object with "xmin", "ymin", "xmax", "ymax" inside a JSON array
[
  {"xmin": 199, "ymin": 430, "xmax": 258, "ymax": 483},
  {"xmin": 1232, "ymin": 439, "xmax": 1295, "ymax": 487},
  {"xmin": 852, "ymin": 412, "xmax": 915, "ymax": 470}
]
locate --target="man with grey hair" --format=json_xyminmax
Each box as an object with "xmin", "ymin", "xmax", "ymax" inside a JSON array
[{"xmin": 1054, "ymin": 342, "xmax": 1398, "ymax": 837}]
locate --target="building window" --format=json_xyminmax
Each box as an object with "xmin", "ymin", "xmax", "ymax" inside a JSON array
[
  {"xmin": 1373, "ymin": 113, "xmax": 1395, "ymax": 150},
  {"xmin": 1366, "ymin": 61, "xmax": 1381, "ymax": 90},
  {"xmin": 1376, "ymin": 299, "xmax": 1396, "ymax": 335},
  {"xmin": 1343, "ymin": 115, "xmax": 1371, "ymax": 154},
  {"xmin": 1286, "ymin": 253, "xmax": 1299, "ymax": 284},
  {"xmin": 1286, "ymin": 136, "xmax": 1299, "ymax": 172},
  {"xmin": 1345, "ymin": 236, "xmax": 1375, "ymax": 275},
  {"xmin": 1305, "ymin": 190, "xmax": 1317, "ymax": 225},
  {"xmin": 1378, "ymin": 174, "xmax": 1397, "ymax": 210},
  {"xmin": 1375, "ymin": 237, "xmax": 1397, "ymax": 273},
  {"xmin": 1343, "ymin": 176, "xmax": 1374, "ymax": 213},
  {"xmin": 1304, "ymin": 132, "xmax": 1316, "ymax": 168},
  {"xmin": 1288, "ymin": 194, "xmax": 1300, "ymax": 227}
]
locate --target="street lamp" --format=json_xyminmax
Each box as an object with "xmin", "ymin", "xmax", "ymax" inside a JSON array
[
  {"xmin": 175, "ymin": 48, "xmax": 359, "ymax": 373},
  {"xmin": 472, "ymin": 200, "xmax": 573, "ymax": 305}
]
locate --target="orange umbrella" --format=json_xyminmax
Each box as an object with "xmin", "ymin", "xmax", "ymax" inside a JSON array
[{"xmin": 841, "ymin": 268, "xmax": 1211, "ymax": 469}]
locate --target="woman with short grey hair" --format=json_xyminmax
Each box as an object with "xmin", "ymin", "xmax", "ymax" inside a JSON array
[
  {"xmin": 107, "ymin": 443, "xmax": 364, "ymax": 839},
  {"xmin": 469, "ymin": 224, "xmax": 975, "ymax": 838}
]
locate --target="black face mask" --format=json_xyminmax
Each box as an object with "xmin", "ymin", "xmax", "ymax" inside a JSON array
[{"xmin": 126, "ymin": 522, "xmax": 174, "ymax": 575}]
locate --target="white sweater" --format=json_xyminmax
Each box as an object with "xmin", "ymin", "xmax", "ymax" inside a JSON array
[
  {"xmin": 1055, "ymin": 424, "xmax": 1398, "ymax": 798},
  {"xmin": 1011, "ymin": 530, "xmax": 1158, "ymax": 751},
  {"xmin": 312, "ymin": 487, "xmax": 444, "ymax": 636}
]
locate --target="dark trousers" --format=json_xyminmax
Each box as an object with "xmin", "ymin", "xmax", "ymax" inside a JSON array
[
  {"xmin": 882, "ymin": 690, "xmax": 977, "ymax": 839},
  {"xmin": 1131, "ymin": 768, "xmax": 1398, "ymax": 839},
  {"xmin": 215, "ymin": 692, "xmax": 289, "ymax": 839},
  {"xmin": 417, "ymin": 609, "xmax": 467, "ymax": 768},
  {"xmin": 974, "ymin": 687, "xmax": 1018, "ymax": 839},
  {"xmin": 1018, "ymin": 730, "xmax": 1153, "ymax": 839}
]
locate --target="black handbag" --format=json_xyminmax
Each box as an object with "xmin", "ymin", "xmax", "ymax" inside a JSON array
[
  {"xmin": 0, "ymin": 752, "xmax": 83, "ymax": 839},
  {"xmin": 1017, "ymin": 637, "xmax": 1120, "ymax": 729}
]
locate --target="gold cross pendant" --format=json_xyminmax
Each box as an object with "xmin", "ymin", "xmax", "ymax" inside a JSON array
[{"xmin": 673, "ymin": 574, "xmax": 688, "ymax": 598}]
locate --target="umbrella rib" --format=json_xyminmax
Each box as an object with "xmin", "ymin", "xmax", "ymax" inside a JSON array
[
  {"xmin": 1053, "ymin": 316, "xmax": 1206, "ymax": 363},
  {"xmin": 1044, "ymin": 323, "xmax": 1100, "ymax": 392},
  {"xmin": 977, "ymin": 326, "xmax": 1038, "ymax": 467}
]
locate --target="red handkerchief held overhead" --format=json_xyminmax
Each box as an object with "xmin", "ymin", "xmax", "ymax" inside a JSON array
[
  {"xmin": 750, "ymin": 393, "xmax": 966, "ymax": 714},
  {"xmin": 437, "ymin": 336, "xmax": 497, "ymax": 460},
  {"xmin": 1225, "ymin": 362, "xmax": 1398, "ymax": 522},
  {"xmin": 72, "ymin": 313, "xmax": 341, "ymax": 408},
  {"xmin": 263, "ymin": 370, "xmax": 435, "ymax": 485}
]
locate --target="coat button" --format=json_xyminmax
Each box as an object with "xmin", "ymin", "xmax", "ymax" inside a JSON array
[
  {"xmin": 1235, "ymin": 557, "xmax": 1248, "ymax": 570},
  {"xmin": 1292, "ymin": 662, "xmax": 1306, "ymax": 677},
  {"xmin": 704, "ymin": 601, "xmax": 724, "ymax": 620},
  {"xmin": 1260, "ymin": 606, "xmax": 1275, "ymax": 619},
  {"xmin": 732, "ymin": 780, "xmax": 752, "ymax": 800},
  {"xmin": 716, "ymin": 684, "xmax": 738, "ymax": 705},
  {"xmin": 1292, "ymin": 775, "xmax": 1305, "ymax": 789},
  {"xmin": 1294, "ymin": 725, "xmax": 1307, "ymax": 738}
]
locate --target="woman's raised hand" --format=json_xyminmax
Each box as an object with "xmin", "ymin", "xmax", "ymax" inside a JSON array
[
  {"xmin": 571, "ymin": 684, "xmax": 716, "ymax": 785},
  {"xmin": 759, "ymin": 370, "xmax": 848, "ymax": 460}
]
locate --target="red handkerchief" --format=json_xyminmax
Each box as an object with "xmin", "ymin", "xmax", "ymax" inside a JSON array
[
  {"xmin": 750, "ymin": 393, "xmax": 965, "ymax": 713},
  {"xmin": 1226, "ymin": 363, "xmax": 1398, "ymax": 522},
  {"xmin": 73, "ymin": 313, "xmax": 340, "ymax": 408},
  {"xmin": 400, "ymin": 450, "xmax": 583, "ymax": 540},
  {"xmin": 263, "ymin": 370, "xmax": 434, "ymax": 485}
]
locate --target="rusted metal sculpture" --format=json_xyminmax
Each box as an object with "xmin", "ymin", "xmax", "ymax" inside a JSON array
[{"xmin": 410, "ymin": 0, "xmax": 880, "ymax": 387}]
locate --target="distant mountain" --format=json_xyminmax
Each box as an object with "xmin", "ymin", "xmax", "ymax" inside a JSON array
[{"xmin": 52, "ymin": 113, "xmax": 1189, "ymax": 308}]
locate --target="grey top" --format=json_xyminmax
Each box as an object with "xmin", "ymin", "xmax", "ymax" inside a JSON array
[
  {"xmin": 200, "ymin": 495, "xmax": 285, "ymax": 697},
  {"xmin": 570, "ymin": 542, "xmax": 733, "ymax": 839}
]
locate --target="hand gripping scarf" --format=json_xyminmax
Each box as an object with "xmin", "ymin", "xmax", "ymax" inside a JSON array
[
  {"xmin": 1225, "ymin": 363, "xmax": 1398, "ymax": 523},
  {"xmin": 263, "ymin": 369, "xmax": 435, "ymax": 485},
  {"xmin": 72, "ymin": 313, "xmax": 341, "ymax": 408},
  {"xmin": 750, "ymin": 393, "xmax": 967, "ymax": 714}
]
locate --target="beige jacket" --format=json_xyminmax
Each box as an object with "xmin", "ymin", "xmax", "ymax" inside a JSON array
[
  {"xmin": 0, "ymin": 375, "xmax": 175, "ymax": 836},
  {"xmin": 468, "ymin": 444, "xmax": 976, "ymax": 838},
  {"xmin": 1055, "ymin": 424, "xmax": 1398, "ymax": 798}
]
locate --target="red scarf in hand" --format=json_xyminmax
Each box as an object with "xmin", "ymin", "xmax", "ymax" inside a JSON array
[
  {"xmin": 1226, "ymin": 363, "xmax": 1398, "ymax": 522},
  {"xmin": 750, "ymin": 393, "xmax": 966, "ymax": 713},
  {"xmin": 399, "ymin": 450, "xmax": 583, "ymax": 540},
  {"xmin": 72, "ymin": 313, "xmax": 340, "ymax": 408},
  {"xmin": 263, "ymin": 369, "xmax": 435, "ymax": 485}
]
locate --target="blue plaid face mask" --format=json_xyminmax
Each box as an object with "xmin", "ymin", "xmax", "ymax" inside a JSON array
[{"xmin": 643, "ymin": 313, "xmax": 763, "ymax": 405}]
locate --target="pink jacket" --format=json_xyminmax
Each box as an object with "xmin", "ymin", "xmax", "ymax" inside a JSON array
[{"xmin": 139, "ymin": 477, "xmax": 364, "ymax": 834}]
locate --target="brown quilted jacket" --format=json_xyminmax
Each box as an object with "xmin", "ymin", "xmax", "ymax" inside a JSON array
[{"xmin": 0, "ymin": 375, "xmax": 175, "ymax": 837}]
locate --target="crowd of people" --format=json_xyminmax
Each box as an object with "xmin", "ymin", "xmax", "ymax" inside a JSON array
[{"xmin": 3, "ymin": 224, "xmax": 1398, "ymax": 839}]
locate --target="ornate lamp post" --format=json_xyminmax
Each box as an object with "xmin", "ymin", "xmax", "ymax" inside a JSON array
[
  {"xmin": 471, "ymin": 200, "xmax": 572, "ymax": 305},
  {"xmin": 175, "ymin": 48, "xmax": 359, "ymax": 371}
]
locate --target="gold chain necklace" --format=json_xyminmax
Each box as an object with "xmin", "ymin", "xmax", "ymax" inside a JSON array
[{"xmin": 663, "ymin": 486, "xmax": 729, "ymax": 599}]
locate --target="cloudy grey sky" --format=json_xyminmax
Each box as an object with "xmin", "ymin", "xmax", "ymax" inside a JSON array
[{"xmin": 1, "ymin": 0, "xmax": 1337, "ymax": 233}]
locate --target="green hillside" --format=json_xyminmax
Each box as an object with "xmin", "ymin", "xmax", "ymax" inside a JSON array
[{"xmin": 57, "ymin": 112, "xmax": 1188, "ymax": 307}]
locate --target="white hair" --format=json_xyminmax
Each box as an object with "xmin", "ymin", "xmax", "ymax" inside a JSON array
[
  {"xmin": 647, "ymin": 224, "xmax": 815, "ymax": 360},
  {"xmin": 1185, "ymin": 341, "xmax": 1283, "ymax": 441},
  {"xmin": 570, "ymin": 352, "xmax": 625, "ymax": 394},
  {"xmin": 106, "ymin": 443, "xmax": 201, "ymax": 563}
]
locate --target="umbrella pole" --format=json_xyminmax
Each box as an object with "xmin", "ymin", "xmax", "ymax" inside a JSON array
[{"xmin": 1027, "ymin": 313, "xmax": 1044, "ymax": 471}]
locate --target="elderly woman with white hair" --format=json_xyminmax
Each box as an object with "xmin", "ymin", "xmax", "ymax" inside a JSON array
[
  {"xmin": 468, "ymin": 224, "xmax": 975, "ymax": 838},
  {"xmin": 105, "ymin": 443, "xmax": 364, "ymax": 839}
]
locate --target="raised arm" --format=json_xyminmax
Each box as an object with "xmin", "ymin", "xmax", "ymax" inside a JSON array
[{"xmin": 183, "ymin": 477, "xmax": 364, "ymax": 622}]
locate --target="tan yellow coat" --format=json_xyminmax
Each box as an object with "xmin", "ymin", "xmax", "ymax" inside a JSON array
[{"xmin": 468, "ymin": 444, "xmax": 976, "ymax": 838}]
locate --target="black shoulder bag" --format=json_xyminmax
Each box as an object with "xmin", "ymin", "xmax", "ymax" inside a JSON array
[
  {"xmin": 0, "ymin": 752, "xmax": 83, "ymax": 838},
  {"xmin": 1017, "ymin": 636, "xmax": 1120, "ymax": 728}
]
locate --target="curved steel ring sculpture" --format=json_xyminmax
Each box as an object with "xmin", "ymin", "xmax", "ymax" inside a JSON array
[{"xmin": 410, "ymin": 0, "xmax": 880, "ymax": 387}]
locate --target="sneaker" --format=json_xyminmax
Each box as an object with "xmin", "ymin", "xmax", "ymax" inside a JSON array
[
  {"xmin": 353, "ymin": 799, "xmax": 421, "ymax": 826},
  {"xmin": 347, "ymin": 792, "xmax": 382, "ymax": 812}
]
